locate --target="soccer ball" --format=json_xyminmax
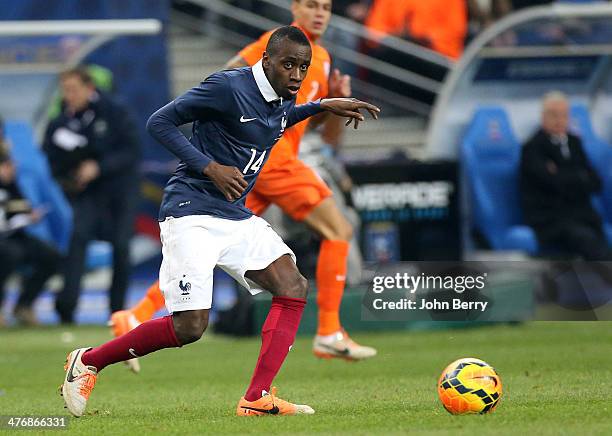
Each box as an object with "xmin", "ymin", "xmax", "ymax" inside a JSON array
[{"xmin": 437, "ymin": 357, "xmax": 502, "ymax": 415}]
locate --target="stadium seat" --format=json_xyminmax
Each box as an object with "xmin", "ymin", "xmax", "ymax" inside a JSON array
[
  {"xmin": 4, "ymin": 121, "xmax": 49, "ymax": 176},
  {"xmin": 568, "ymin": 104, "xmax": 612, "ymax": 243},
  {"xmin": 6, "ymin": 121, "xmax": 73, "ymax": 253},
  {"xmin": 15, "ymin": 167, "xmax": 73, "ymax": 253},
  {"xmin": 461, "ymin": 107, "xmax": 538, "ymax": 254},
  {"xmin": 5, "ymin": 120, "xmax": 112, "ymax": 266}
]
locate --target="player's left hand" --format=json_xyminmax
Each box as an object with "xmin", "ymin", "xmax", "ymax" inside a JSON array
[
  {"xmin": 203, "ymin": 161, "xmax": 248, "ymax": 201},
  {"xmin": 320, "ymin": 98, "xmax": 380, "ymax": 129},
  {"xmin": 329, "ymin": 68, "xmax": 351, "ymax": 98}
]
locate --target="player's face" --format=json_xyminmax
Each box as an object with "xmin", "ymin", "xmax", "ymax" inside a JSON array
[
  {"xmin": 60, "ymin": 75, "xmax": 95, "ymax": 113},
  {"xmin": 542, "ymin": 100, "xmax": 569, "ymax": 136},
  {"xmin": 264, "ymin": 42, "xmax": 312, "ymax": 100},
  {"xmin": 292, "ymin": 0, "xmax": 332, "ymax": 38}
]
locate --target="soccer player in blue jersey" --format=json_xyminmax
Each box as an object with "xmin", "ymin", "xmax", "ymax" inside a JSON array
[{"xmin": 60, "ymin": 26, "xmax": 379, "ymax": 417}]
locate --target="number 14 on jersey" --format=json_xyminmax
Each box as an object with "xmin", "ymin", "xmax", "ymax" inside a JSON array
[{"xmin": 243, "ymin": 148, "xmax": 267, "ymax": 174}]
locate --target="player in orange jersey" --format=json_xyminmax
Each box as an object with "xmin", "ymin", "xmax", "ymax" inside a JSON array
[{"xmin": 110, "ymin": 1, "xmax": 376, "ymax": 372}]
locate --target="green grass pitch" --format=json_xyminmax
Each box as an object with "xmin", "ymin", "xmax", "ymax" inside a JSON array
[{"xmin": 1, "ymin": 322, "xmax": 611, "ymax": 435}]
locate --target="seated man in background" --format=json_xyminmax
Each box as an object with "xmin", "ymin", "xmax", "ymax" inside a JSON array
[
  {"xmin": 0, "ymin": 132, "xmax": 59, "ymax": 326},
  {"xmin": 43, "ymin": 66, "xmax": 141, "ymax": 324},
  {"xmin": 520, "ymin": 91, "xmax": 611, "ymax": 260}
]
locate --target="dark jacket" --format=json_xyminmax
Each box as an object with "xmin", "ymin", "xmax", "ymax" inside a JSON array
[
  {"xmin": 520, "ymin": 128, "xmax": 602, "ymax": 229},
  {"xmin": 43, "ymin": 91, "xmax": 140, "ymax": 196},
  {"xmin": 0, "ymin": 177, "xmax": 31, "ymax": 237}
]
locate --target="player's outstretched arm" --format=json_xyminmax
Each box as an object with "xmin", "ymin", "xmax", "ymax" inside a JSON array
[
  {"xmin": 320, "ymin": 98, "xmax": 380, "ymax": 130},
  {"xmin": 287, "ymin": 98, "xmax": 380, "ymax": 130}
]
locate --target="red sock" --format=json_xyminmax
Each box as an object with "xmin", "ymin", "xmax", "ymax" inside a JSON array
[
  {"xmin": 244, "ymin": 296, "xmax": 306, "ymax": 401},
  {"xmin": 82, "ymin": 315, "xmax": 181, "ymax": 372}
]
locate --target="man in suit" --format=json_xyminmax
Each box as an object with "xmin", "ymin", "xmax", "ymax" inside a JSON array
[
  {"xmin": 43, "ymin": 66, "xmax": 141, "ymax": 323},
  {"xmin": 520, "ymin": 91, "xmax": 611, "ymax": 259}
]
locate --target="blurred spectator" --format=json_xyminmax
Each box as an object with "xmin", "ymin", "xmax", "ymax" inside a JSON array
[
  {"xmin": 47, "ymin": 64, "xmax": 114, "ymax": 121},
  {"xmin": 0, "ymin": 124, "xmax": 60, "ymax": 327},
  {"xmin": 360, "ymin": 0, "xmax": 463, "ymax": 107},
  {"xmin": 365, "ymin": 0, "xmax": 467, "ymax": 59},
  {"xmin": 467, "ymin": 0, "xmax": 513, "ymax": 40},
  {"xmin": 332, "ymin": 0, "xmax": 371, "ymax": 21},
  {"xmin": 520, "ymin": 91, "xmax": 611, "ymax": 260},
  {"xmin": 43, "ymin": 66, "xmax": 141, "ymax": 324}
]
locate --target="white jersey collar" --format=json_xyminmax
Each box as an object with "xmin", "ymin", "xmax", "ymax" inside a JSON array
[{"xmin": 252, "ymin": 59, "xmax": 281, "ymax": 103}]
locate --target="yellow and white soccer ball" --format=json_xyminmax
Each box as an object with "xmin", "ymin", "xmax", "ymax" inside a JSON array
[{"xmin": 437, "ymin": 358, "xmax": 502, "ymax": 415}]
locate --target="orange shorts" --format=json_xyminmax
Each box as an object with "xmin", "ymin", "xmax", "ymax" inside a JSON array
[{"xmin": 246, "ymin": 158, "xmax": 333, "ymax": 221}]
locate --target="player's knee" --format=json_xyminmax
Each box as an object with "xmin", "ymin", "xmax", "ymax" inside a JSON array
[
  {"xmin": 177, "ymin": 320, "xmax": 208, "ymax": 345},
  {"xmin": 340, "ymin": 221, "xmax": 354, "ymax": 241},
  {"xmin": 327, "ymin": 220, "xmax": 353, "ymax": 242},
  {"xmin": 173, "ymin": 312, "xmax": 208, "ymax": 345},
  {"xmin": 286, "ymin": 274, "xmax": 309, "ymax": 299}
]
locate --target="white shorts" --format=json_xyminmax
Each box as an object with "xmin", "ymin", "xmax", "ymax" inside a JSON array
[{"xmin": 158, "ymin": 214, "xmax": 295, "ymax": 313}]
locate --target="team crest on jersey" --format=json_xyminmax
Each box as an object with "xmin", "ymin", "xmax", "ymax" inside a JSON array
[{"xmin": 276, "ymin": 113, "xmax": 287, "ymax": 140}]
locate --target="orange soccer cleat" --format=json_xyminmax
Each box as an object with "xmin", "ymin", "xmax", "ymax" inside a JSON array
[{"xmin": 236, "ymin": 387, "xmax": 314, "ymax": 416}]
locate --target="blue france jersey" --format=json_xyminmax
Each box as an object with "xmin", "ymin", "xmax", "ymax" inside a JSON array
[{"xmin": 147, "ymin": 61, "xmax": 322, "ymax": 221}]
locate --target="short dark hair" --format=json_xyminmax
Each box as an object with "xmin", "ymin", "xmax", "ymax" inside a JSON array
[
  {"xmin": 59, "ymin": 65, "xmax": 94, "ymax": 86},
  {"xmin": 265, "ymin": 25, "xmax": 310, "ymax": 57}
]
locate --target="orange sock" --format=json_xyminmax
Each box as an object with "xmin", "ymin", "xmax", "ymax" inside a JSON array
[
  {"xmin": 131, "ymin": 280, "xmax": 166, "ymax": 323},
  {"xmin": 316, "ymin": 240, "xmax": 350, "ymax": 335}
]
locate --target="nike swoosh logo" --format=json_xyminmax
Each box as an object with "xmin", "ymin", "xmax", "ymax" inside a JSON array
[
  {"xmin": 319, "ymin": 343, "xmax": 350, "ymax": 355},
  {"xmin": 66, "ymin": 349, "xmax": 83, "ymax": 382},
  {"xmin": 128, "ymin": 348, "xmax": 139, "ymax": 358},
  {"xmin": 241, "ymin": 405, "xmax": 280, "ymax": 415},
  {"xmin": 240, "ymin": 116, "xmax": 257, "ymax": 123}
]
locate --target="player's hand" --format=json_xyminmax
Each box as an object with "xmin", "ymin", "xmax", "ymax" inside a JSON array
[
  {"xmin": 320, "ymin": 98, "xmax": 380, "ymax": 129},
  {"xmin": 203, "ymin": 161, "xmax": 248, "ymax": 201},
  {"xmin": 329, "ymin": 68, "xmax": 351, "ymax": 98}
]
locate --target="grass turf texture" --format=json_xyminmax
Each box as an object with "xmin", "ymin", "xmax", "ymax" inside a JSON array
[{"xmin": 0, "ymin": 322, "xmax": 611, "ymax": 435}]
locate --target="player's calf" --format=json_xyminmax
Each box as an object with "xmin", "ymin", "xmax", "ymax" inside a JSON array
[{"xmin": 108, "ymin": 310, "xmax": 141, "ymax": 373}]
